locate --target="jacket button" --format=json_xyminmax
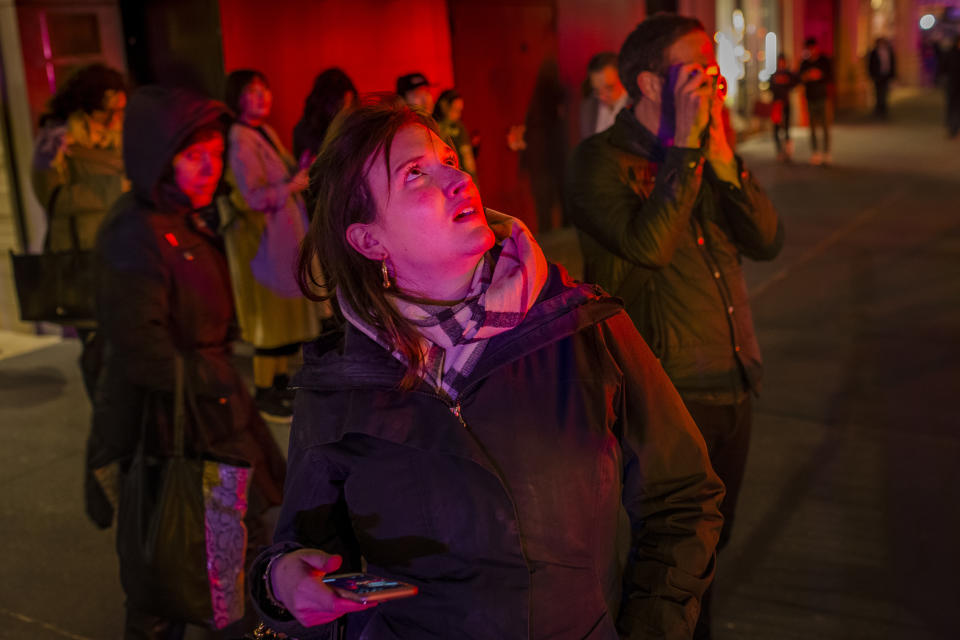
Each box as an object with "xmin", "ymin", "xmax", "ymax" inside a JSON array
[
  {"xmin": 713, "ymin": 271, "xmax": 720, "ymax": 278},
  {"xmin": 727, "ymin": 306, "xmax": 734, "ymax": 314},
  {"xmin": 735, "ymin": 345, "xmax": 741, "ymax": 352}
]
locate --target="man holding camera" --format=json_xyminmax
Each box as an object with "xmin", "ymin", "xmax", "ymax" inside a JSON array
[{"xmin": 566, "ymin": 14, "xmax": 783, "ymax": 639}]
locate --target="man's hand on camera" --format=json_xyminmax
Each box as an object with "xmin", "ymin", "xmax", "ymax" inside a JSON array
[
  {"xmin": 673, "ymin": 64, "xmax": 712, "ymax": 149},
  {"xmin": 704, "ymin": 93, "xmax": 741, "ymax": 187}
]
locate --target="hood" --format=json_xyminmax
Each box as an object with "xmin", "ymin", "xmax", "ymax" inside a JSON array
[{"xmin": 122, "ymin": 86, "xmax": 229, "ymax": 205}]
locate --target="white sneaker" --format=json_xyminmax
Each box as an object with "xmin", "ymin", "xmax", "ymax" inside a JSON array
[{"xmin": 810, "ymin": 152, "xmax": 823, "ymax": 166}]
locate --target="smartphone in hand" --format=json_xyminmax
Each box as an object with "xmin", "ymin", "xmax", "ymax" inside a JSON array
[{"xmin": 323, "ymin": 573, "xmax": 418, "ymax": 604}]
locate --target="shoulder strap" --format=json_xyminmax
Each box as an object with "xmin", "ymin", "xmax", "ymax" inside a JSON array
[{"xmin": 173, "ymin": 353, "xmax": 186, "ymax": 457}]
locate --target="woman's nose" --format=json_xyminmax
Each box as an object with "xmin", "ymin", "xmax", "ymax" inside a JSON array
[{"xmin": 444, "ymin": 165, "xmax": 470, "ymax": 196}]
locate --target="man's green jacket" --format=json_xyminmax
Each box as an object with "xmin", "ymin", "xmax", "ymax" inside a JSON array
[{"xmin": 566, "ymin": 109, "xmax": 784, "ymax": 405}]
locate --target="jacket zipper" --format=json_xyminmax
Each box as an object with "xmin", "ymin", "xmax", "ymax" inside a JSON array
[
  {"xmin": 432, "ymin": 392, "xmax": 533, "ymax": 638},
  {"xmin": 450, "ymin": 401, "xmax": 467, "ymax": 428}
]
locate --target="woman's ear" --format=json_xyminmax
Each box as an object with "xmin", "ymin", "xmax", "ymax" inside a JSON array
[
  {"xmin": 345, "ymin": 222, "xmax": 385, "ymax": 260},
  {"xmin": 637, "ymin": 71, "xmax": 662, "ymax": 103}
]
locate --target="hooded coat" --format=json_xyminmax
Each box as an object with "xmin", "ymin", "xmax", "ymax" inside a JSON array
[
  {"xmin": 87, "ymin": 87, "xmax": 285, "ymax": 529},
  {"xmin": 250, "ymin": 264, "xmax": 724, "ymax": 640}
]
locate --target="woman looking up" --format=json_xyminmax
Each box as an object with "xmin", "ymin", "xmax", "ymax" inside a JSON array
[
  {"xmin": 223, "ymin": 70, "xmax": 326, "ymax": 422},
  {"xmin": 249, "ymin": 95, "xmax": 725, "ymax": 640}
]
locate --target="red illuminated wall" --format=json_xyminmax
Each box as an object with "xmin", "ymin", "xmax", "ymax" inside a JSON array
[
  {"xmin": 803, "ymin": 0, "xmax": 835, "ymax": 55},
  {"xmin": 218, "ymin": 0, "xmax": 454, "ymax": 148}
]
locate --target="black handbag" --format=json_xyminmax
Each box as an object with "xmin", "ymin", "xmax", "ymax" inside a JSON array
[
  {"xmin": 9, "ymin": 200, "xmax": 96, "ymax": 324},
  {"xmin": 117, "ymin": 354, "xmax": 253, "ymax": 629}
]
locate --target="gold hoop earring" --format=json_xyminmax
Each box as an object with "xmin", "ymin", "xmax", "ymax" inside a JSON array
[{"xmin": 381, "ymin": 257, "xmax": 391, "ymax": 289}]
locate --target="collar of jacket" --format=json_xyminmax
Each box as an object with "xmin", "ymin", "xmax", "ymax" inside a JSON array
[
  {"xmin": 607, "ymin": 107, "xmax": 668, "ymax": 163},
  {"xmin": 292, "ymin": 263, "xmax": 623, "ymax": 394}
]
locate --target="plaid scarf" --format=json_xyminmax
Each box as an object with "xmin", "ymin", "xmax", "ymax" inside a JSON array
[{"xmin": 338, "ymin": 210, "xmax": 548, "ymax": 402}]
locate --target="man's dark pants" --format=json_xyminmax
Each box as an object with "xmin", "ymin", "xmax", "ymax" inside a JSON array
[
  {"xmin": 685, "ymin": 395, "xmax": 753, "ymax": 640},
  {"xmin": 807, "ymin": 98, "xmax": 831, "ymax": 153},
  {"xmin": 873, "ymin": 78, "xmax": 890, "ymax": 118},
  {"xmin": 773, "ymin": 103, "xmax": 792, "ymax": 155}
]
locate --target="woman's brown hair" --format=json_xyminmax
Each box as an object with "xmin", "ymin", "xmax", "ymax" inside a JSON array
[{"xmin": 296, "ymin": 94, "xmax": 445, "ymax": 389}]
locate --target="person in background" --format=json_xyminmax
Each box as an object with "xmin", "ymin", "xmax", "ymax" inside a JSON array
[
  {"xmin": 523, "ymin": 60, "xmax": 568, "ymax": 233},
  {"xmin": 867, "ymin": 37, "xmax": 897, "ymax": 120},
  {"xmin": 770, "ymin": 54, "xmax": 799, "ymax": 162},
  {"xmin": 432, "ymin": 88, "xmax": 478, "ymax": 178},
  {"xmin": 31, "ymin": 63, "xmax": 128, "ymax": 399},
  {"xmin": 566, "ymin": 15, "xmax": 784, "ymax": 638},
  {"xmin": 579, "ymin": 52, "xmax": 629, "ymax": 141},
  {"xmin": 91, "ymin": 85, "xmax": 286, "ymax": 639},
  {"xmin": 248, "ymin": 96, "xmax": 724, "ymax": 639},
  {"xmin": 292, "ymin": 67, "xmax": 358, "ymax": 170},
  {"xmin": 798, "ymin": 37, "xmax": 834, "ymax": 165},
  {"xmin": 396, "ymin": 71, "xmax": 435, "ymax": 114},
  {"xmin": 223, "ymin": 70, "xmax": 323, "ymax": 422},
  {"xmin": 943, "ymin": 36, "xmax": 960, "ymax": 138}
]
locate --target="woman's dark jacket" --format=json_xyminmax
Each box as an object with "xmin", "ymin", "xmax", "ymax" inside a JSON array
[
  {"xmin": 566, "ymin": 109, "xmax": 783, "ymax": 405},
  {"xmin": 251, "ymin": 265, "xmax": 724, "ymax": 639},
  {"xmin": 86, "ymin": 87, "xmax": 285, "ymax": 526}
]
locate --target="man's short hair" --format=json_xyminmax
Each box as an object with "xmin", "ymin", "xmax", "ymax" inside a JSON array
[
  {"xmin": 804, "ymin": 36, "xmax": 818, "ymax": 48},
  {"xmin": 587, "ymin": 52, "xmax": 618, "ymax": 75},
  {"xmin": 618, "ymin": 14, "xmax": 705, "ymax": 101}
]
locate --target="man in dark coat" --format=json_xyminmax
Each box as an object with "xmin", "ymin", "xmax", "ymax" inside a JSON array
[
  {"xmin": 89, "ymin": 86, "xmax": 286, "ymax": 638},
  {"xmin": 579, "ymin": 52, "xmax": 629, "ymax": 141},
  {"xmin": 867, "ymin": 37, "xmax": 897, "ymax": 119},
  {"xmin": 566, "ymin": 14, "xmax": 783, "ymax": 639}
]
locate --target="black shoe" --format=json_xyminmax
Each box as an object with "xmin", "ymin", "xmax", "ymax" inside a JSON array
[
  {"xmin": 256, "ymin": 386, "xmax": 293, "ymax": 423},
  {"xmin": 273, "ymin": 373, "xmax": 291, "ymax": 391}
]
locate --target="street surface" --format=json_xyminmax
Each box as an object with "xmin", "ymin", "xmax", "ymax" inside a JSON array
[{"xmin": 0, "ymin": 89, "xmax": 957, "ymax": 639}]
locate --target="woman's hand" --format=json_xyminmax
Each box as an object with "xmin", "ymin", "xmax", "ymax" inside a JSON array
[
  {"xmin": 270, "ymin": 549, "xmax": 377, "ymax": 627},
  {"xmin": 288, "ymin": 168, "xmax": 310, "ymax": 194}
]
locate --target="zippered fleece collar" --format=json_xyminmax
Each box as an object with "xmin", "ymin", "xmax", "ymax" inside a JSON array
[
  {"xmin": 607, "ymin": 107, "xmax": 668, "ymax": 163},
  {"xmin": 292, "ymin": 263, "xmax": 623, "ymax": 394}
]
